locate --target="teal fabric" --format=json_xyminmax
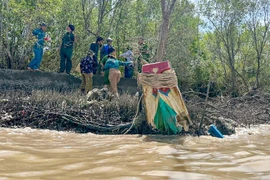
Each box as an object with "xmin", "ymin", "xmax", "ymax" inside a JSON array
[
  {"xmin": 28, "ymin": 45, "xmax": 43, "ymax": 70},
  {"xmin": 60, "ymin": 48, "xmax": 73, "ymax": 74},
  {"xmin": 90, "ymin": 42, "xmax": 99, "ymax": 57},
  {"xmin": 104, "ymin": 59, "xmax": 130, "ymax": 70},
  {"xmin": 59, "ymin": 32, "xmax": 74, "ymax": 74},
  {"xmin": 61, "ymin": 32, "xmax": 75, "ymax": 49},
  {"xmin": 154, "ymin": 97, "xmax": 182, "ymax": 134},
  {"xmin": 32, "ymin": 28, "xmax": 46, "ymax": 47},
  {"xmin": 90, "ymin": 42, "xmax": 100, "ymax": 75},
  {"xmin": 28, "ymin": 28, "xmax": 46, "ymax": 69}
]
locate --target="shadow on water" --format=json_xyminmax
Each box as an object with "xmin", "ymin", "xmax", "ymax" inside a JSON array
[{"xmin": 143, "ymin": 135, "xmax": 186, "ymax": 145}]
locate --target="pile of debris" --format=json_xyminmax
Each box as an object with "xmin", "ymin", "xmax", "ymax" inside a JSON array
[
  {"xmin": 0, "ymin": 84, "xmax": 269, "ymax": 136},
  {"xmin": 0, "ymin": 89, "xmax": 158, "ymax": 134},
  {"xmin": 185, "ymin": 90, "xmax": 270, "ymax": 136}
]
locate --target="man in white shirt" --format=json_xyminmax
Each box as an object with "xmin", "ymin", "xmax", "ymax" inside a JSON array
[
  {"xmin": 120, "ymin": 46, "xmax": 134, "ymax": 78},
  {"xmin": 120, "ymin": 46, "xmax": 134, "ymax": 62}
]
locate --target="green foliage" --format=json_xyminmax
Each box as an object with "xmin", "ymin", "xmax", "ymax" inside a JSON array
[
  {"xmin": 1, "ymin": 0, "xmax": 270, "ymax": 95},
  {"xmin": 198, "ymin": 0, "xmax": 270, "ymax": 95}
]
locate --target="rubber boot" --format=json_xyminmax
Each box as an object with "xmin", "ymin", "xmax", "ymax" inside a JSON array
[{"xmin": 115, "ymin": 92, "xmax": 119, "ymax": 99}]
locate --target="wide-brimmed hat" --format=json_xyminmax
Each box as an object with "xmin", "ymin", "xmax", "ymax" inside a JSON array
[
  {"xmin": 108, "ymin": 51, "xmax": 116, "ymax": 59},
  {"xmin": 108, "ymin": 55, "xmax": 116, "ymax": 59},
  {"xmin": 87, "ymin": 50, "xmax": 95, "ymax": 56}
]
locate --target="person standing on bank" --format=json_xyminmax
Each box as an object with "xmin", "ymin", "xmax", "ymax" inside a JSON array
[
  {"xmin": 137, "ymin": 37, "xmax": 150, "ymax": 72},
  {"xmin": 90, "ymin": 36, "xmax": 104, "ymax": 75},
  {"xmin": 120, "ymin": 46, "xmax": 134, "ymax": 78},
  {"xmin": 101, "ymin": 38, "xmax": 113, "ymax": 60},
  {"xmin": 59, "ymin": 24, "xmax": 75, "ymax": 74},
  {"xmin": 80, "ymin": 50, "xmax": 95, "ymax": 94},
  {"xmin": 101, "ymin": 48, "xmax": 116, "ymax": 90},
  {"xmin": 28, "ymin": 23, "xmax": 50, "ymax": 71}
]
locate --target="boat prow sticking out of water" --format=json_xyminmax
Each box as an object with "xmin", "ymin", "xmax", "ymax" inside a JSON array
[{"xmin": 138, "ymin": 61, "xmax": 192, "ymax": 134}]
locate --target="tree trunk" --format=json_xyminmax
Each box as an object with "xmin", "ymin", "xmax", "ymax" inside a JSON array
[
  {"xmin": 231, "ymin": 63, "xmax": 236, "ymax": 96},
  {"xmin": 256, "ymin": 56, "xmax": 260, "ymax": 88},
  {"xmin": 2, "ymin": 0, "xmax": 13, "ymax": 69},
  {"xmin": 156, "ymin": 14, "xmax": 170, "ymax": 62},
  {"xmin": 155, "ymin": 0, "xmax": 176, "ymax": 62},
  {"xmin": 247, "ymin": 1, "xmax": 270, "ymax": 89},
  {"xmin": 0, "ymin": 1, "xmax": 3, "ymax": 66}
]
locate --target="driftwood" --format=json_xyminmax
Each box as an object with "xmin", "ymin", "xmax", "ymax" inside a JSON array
[{"xmin": 0, "ymin": 89, "xmax": 159, "ymax": 134}]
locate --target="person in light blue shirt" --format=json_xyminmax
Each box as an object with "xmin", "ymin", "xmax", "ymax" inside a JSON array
[
  {"xmin": 104, "ymin": 53, "xmax": 132, "ymax": 98},
  {"xmin": 120, "ymin": 46, "xmax": 134, "ymax": 78},
  {"xmin": 28, "ymin": 23, "xmax": 49, "ymax": 71}
]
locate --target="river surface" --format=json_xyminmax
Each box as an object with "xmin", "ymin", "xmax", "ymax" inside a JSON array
[{"xmin": 0, "ymin": 125, "xmax": 269, "ymax": 180}]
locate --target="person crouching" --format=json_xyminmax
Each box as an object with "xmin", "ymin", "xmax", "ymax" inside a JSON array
[
  {"xmin": 103, "ymin": 51, "xmax": 132, "ymax": 98},
  {"xmin": 80, "ymin": 50, "xmax": 95, "ymax": 94}
]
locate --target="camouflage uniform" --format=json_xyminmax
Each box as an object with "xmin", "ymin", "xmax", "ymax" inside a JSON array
[{"xmin": 138, "ymin": 43, "xmax": 150, "ymax": 72}]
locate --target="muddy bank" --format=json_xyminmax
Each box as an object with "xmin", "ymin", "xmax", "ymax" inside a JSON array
[
  {"xmin": 0, "ymin": 89, "xmax": 161, "ymax": 134},
  {"xmin": 1, "ymin": 88, "xmax": 269, "ymax": 135},
  {"xmin": 0, "ymin": 69, "xmax": 269, "ymax": 135},
  {"xmin": 0, "ymin": 69, "xmax": 137, "ymax": 94}
]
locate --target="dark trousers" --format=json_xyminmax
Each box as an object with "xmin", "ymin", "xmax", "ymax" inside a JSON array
[
  {"xmin": 92, "ymin": 55, "xmax": 98, "ymax": 75},
  {"xmin": 60, "ymin": 48, "xmax": 73, "ymax": 74},
  {"xmin": 124, "ymin": 66, "xmax": 134, "ymax": 78}
]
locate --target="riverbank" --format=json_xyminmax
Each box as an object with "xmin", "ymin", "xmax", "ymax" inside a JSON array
[
  {"xmin": 0, "ymin": 69, "xmax": 138, "ymax": 94},
  {"xmin": 0, "ymin": 69, "xmax": 269, "ymax": 135},
  {"xmin": 0, "ymin": 90, "xmax": 148, "ymax": 134},
  {"xmin": 0, "ymin": 69, "xmax": 151, "ymax": 134}
]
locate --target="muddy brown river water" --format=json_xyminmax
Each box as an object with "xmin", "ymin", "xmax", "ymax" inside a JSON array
[{"xmin": 0, "ymin": 125, "xmax": 269, "ymax": 180}]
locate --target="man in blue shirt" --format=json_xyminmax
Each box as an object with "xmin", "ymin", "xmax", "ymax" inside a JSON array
[
  {"xmin": 28, "ymin": 23, "xmax": 48, "ymax": 71},
  {"xmin": 101, "ymin": 38, "xmax": 113, "ymax": 60}
]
